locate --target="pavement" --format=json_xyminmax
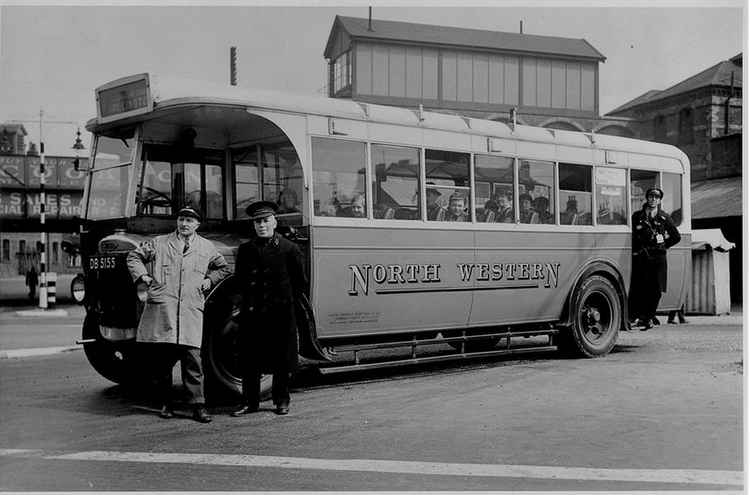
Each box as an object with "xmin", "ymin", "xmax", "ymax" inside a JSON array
[{"xmin": 0, "ymin": 301, "xmax": 743, "ymax": 360}]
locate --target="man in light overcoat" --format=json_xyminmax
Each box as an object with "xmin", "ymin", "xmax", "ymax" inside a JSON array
[{"xmin": 127, "ymin": 206, "xmax": 231, "ymax": 422}]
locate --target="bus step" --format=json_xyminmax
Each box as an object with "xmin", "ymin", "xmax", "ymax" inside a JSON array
[
  {"xmin": 333, "ymin": 329, "xmax": 557, "ymax": 353},
  {"xmin": 318, "ymin": 345, "xmax": 558, "ymax": 375}
]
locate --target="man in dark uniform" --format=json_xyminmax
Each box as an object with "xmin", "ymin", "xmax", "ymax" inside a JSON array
[
  {"xmin": 629, "ymin": 187, "xmax": 681, "ymax": 330},
  {"xmin": 232, "ymin": 201, "xmax": 307, "ymax": 416}
]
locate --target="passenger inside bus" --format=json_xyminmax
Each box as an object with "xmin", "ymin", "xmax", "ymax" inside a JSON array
[
  {"xmin": 533, "ymin": 196, "xmax": 554, "ymax": 224},
  {"xmin": 519, "ymin": 193, "xmax": 539, "ymax": 224},
  {"xmin": 480, "ymin": 199, "xmax": 499, "ymax": 222},
  {"xmin": 560, "ymin": 197, "xmax": 579, "ymax": 225},
  {"xmin": 338, "ymin": 193, "xmax": 366, "ymax": 218},
  {"xmin": 277, "ymin": 188, "xmax": 299, "ymax": 214},
  {"xmin": 445, "ymin": 193, "xmax": 469, "ymax": 222},
  {"xmin": 494, "ymin": 191, "xmax": 514, "ymax": 223},
  {"xmin": 426, "ymin": 185, "xmax": 446, "ymax": 221}
]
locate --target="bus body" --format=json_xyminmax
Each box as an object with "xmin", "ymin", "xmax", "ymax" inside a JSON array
[{"xmin": 79, "ymin": 73, "xmax": 691, "ymax": 397}]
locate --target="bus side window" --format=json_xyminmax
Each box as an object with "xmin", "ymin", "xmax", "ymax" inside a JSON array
[
  {"xmin": 519, "ymin": 159, "xmax": 554, "ymax": 224},
  {"xmin": 595, "ymin": 167, "xmax": 627, "ymax": 225},
  {"xmin": 311, "ymin": 138, "xmax": 367, "ymax": 218},
  {"xmin": 425, "ymin": 149, "xmax": 470, "ymax": 222},
  {"xmin": 474, "ymin": 155, "xmax": 514, "ymax": 223},
  {"xmin": 661, "ymin": 172, "xmax": 682, "ymax": 226},
  {"xmin": 371, "ymin": 144, "xmax": 421, "ymax": 221},
  {"xmin": 559, "ymin": 163, "xmax": 592, "ymax": 226},
  {"xmin": 630, "ymin": 169, "xmax": 657, "ymax": 216}
]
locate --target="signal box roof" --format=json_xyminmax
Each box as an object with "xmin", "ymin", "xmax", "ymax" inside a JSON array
[{"xmin": 325, "ymin": 16, "xmax": 606, "ymax": 62}]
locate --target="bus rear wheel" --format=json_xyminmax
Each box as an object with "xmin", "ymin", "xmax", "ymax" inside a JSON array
[{"xmin": 561, "ymin": 275, "xmax": 621, "ymax": 357}]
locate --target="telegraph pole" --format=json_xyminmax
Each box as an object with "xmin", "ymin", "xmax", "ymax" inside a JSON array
[{"xmin": 38, "ymin": 109, "xmax": 49, "ymax": 308}]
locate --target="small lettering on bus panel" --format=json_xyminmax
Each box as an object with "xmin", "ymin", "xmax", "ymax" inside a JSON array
[{"xmin": 348, "ymin": 261, "xmax": 560, "ymax": 296}]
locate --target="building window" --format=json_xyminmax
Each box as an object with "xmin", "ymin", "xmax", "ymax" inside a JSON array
[
  {"xmin": 2, "ymin": 239, "xmax": 9, "ymax": 261},
  {"xmin": 52, "ymin": 242, "xmax": 59, "ymax": 265},
  {"xmin": 18, "ymin": 239, "xmax": 26, "ymax": 255},
  {"xmin": 678, "ymin": 108, "xmax": 694, "ymax": 144},
  {"xmin": 332, "ymin": 51, "xmax": 351, "ymax": 94},
  {"xmin": 653, "ymin": 115, "xmax": 667, "ymax": 142}
]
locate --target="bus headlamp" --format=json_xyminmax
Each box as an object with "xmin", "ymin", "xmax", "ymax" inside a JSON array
[{"xmin": 71, "ymin": 275, "xmax": 86, "ymax": 304}]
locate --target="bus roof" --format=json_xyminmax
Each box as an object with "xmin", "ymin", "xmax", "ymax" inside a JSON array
[{"xmin": 86, "ymin": 73, "xmax": 689, "ymax": 166}]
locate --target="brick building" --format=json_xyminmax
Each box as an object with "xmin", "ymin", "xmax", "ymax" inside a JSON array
[
  {"xmin": 324, "ymin": 15, "xmax": 634, "ymax": 137},
  {"xmin": 607, "ymin": 54, "xmax": 743, "ymax": 304}
]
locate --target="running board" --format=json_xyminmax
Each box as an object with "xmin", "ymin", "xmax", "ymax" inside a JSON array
[{"xmin": 318, "ymin": 345, "xmax": 558, "ymax": 375}]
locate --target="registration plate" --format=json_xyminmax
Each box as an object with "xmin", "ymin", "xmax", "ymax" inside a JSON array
[{"xmin": 89, "ymin": 255, "xmax": 118, "ymax": 271}]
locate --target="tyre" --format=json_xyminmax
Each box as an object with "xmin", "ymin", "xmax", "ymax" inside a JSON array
[
  {"xmin": 81, "ymin": 312, "xmax": 137, "ymax": 385},
  {"xmin": 202, "ymin": 280, "xmax": 272, "ymax": 403},
  {"xmin": 560, "ymin": 275, "xmax": 621, "ymax": 357}
]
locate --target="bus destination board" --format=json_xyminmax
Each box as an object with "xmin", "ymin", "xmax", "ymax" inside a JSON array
[{"xmin": 97, "ymin": 74, "xmax": 151, "ymax": 121}]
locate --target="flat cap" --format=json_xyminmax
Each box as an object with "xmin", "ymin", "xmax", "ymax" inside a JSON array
[
  {"xmin": 246, "ymin": 200, "xmax": 278, "ymax": 220},
  {"xmin": 177, "ymin": 206, "xmax": 201, "ymax": 221}
]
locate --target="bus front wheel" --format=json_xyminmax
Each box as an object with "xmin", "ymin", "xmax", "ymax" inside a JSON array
[
  {"xmin": 81, "ymin": 313, "xmax": 137, "ymax": 385},
  {"xmin": 560, "ymin": 275, "xmax": 621, "ymax": 357},
  {"xmin": 203, "ymin": 295, "xmax": 273, "ymax": 403}
]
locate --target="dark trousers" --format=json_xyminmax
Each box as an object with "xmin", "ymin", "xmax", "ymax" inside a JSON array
[
  {"xmin": 630, "ymin": 281, "xmax": 663, "ymax": 322},
  {"xmin": 240, "ymin": 361, "xmax": 290, "ymax": 408},
  {"xmin": 149, "ymin": 344, "xmax": 205, "ymax": 405}
]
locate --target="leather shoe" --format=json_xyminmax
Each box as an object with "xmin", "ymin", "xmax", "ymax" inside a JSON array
[
  {"xmin": 640, "ymin": 321, "xmax": 653, "ymax": 331},
  {"xmin": 652, "ymin": 316, "xmax": 661, "ymax": 326},
  {"xmin": 159, "ymin": 404, "xmax": 174, "ymax": 419},
  {"xmin": 192, "ymin": 405, "xmax": 212, "ymax": 423},
  {"xmin": 275, "ymin": 403, "xmax": 289, "ymax": 415},
  {"xmin": 231, "ymin": 405, "xmax": 259, "ymax": 417}
]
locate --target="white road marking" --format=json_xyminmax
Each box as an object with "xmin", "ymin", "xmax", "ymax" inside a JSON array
[
  {"xmin": 0, "ymin": 346, "xmax": 81, "ymax": 359},
  {"xmin": 0, "ymin": 448, "xmax": 742, "ymax": 486}
]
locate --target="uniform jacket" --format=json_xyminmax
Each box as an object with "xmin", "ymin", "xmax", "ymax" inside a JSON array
[
  {"xmin": 127, "ymin": 231, "xmax": 231, "ymax": 348},
  {"xmin": 631, "ymin": 206, "xmax": 681, "ymax": 292},
  {"xmin": 234, "ymin": 233, "xmax": 307, "ymax": 372}
]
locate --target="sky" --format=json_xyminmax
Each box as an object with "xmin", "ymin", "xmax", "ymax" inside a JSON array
[{"xmin": 0, "ymin": 2, "xmax": 745, "ymax": 156}]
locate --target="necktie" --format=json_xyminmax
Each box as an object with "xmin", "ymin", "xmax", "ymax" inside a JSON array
[{"xmin": 183, "ymin": 239, "xmax": 189, "ymax": 254}]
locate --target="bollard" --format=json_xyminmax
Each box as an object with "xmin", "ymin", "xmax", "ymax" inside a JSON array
[{"xmin": 46, "ymin": 272, "xmax": 57, "ymax": 308}]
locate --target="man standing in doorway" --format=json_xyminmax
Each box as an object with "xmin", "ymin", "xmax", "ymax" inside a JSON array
[
  {"xmin": 127, "ymin": 206, "xmax": 231, "ymax": 422},
  {"xmin": 629, "ymin": 188, "xmax": 681, "ymax": 330},
  {"xmin": 232, "ymin": 201, "xmax": 307, "ymax": 417}
]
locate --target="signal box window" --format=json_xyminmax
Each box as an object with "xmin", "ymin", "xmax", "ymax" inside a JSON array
[
  {"xmin": 425, "ymin": 149, "xmax": 470, "ymax": 222},
  {"xmin": 558, "ymin": 163, "xmax": 592, "ymax": 225},
  {"xmin": 595, "ymin": 167, "xmax": 627, "ymax": 225},
  {"xmin": 474, "ymin": 155, "xmax": 515, "ymax": 223},
  {"xmin": 630, "ymin": 169, "xmax": 657, "ymax": 214},
  {"xmin": 371, "ymin": 144, "xmax": 421, "ymax": 220},
  {"xmin": 518, "ymin": 159, "xmax": 554, "ymax": 224},
  {"xmin": 661, "ymin": 172, "xmax": 682, "ymax": 226},
  {"xmin": 312, "ymin": 138, "xmax": 367, "ymax": 218}
]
